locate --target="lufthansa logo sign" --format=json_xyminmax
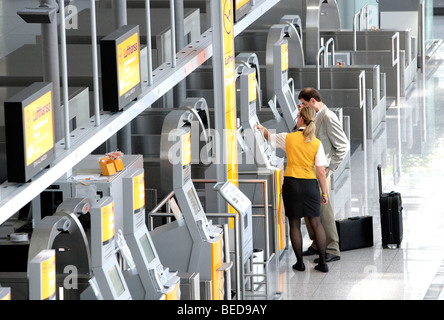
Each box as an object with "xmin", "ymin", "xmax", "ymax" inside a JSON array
[{"xmin": 223, "ymin": 0, "xmax": 232, "ymax": 35}]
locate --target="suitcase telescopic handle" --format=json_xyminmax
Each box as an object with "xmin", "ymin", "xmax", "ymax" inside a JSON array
[{"xmin": 377, "ymin": 164, "xmax": 382, "ymax": 198}]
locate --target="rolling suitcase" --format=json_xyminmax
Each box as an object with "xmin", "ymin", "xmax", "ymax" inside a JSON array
[{"xmin": 377, "ymin": 164, "xmax": 403, "ymax": 248}]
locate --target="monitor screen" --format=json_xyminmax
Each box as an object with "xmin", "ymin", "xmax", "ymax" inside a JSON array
[
  {"xmin": 139, "ymin": 234, "xmax": 156, "ymax": 264},
  {"xmin": 187, "ymin": 187, "xmax": 202, "ymax": 215},
  {"xmin": 284, "ymin": 90, "xmax": 297, "ymax": 113},
  {"xmin": 108, "ymin": 266, "xmax": 126, "ymax": 297}
]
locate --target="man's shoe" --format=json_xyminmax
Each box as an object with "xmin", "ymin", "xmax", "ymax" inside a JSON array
[
  {"xmin": 314, "ymin": 253, "xmax": 340, "ymax": 263},
  {"xmin": 303, "ymin": 247, "xmax": 319, "ymax": 256}
]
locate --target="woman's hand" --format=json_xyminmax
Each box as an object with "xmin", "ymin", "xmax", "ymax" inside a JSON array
[
  {"xmin": 321, "ymin": 194, "xmax": 328, "ymax": 204},
  {"xmin": 256, "ymin": 124, "xmax": 269, "ymax": 140}
]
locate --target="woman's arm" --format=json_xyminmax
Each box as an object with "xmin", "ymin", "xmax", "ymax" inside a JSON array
[
  {"xmin": 315, "ymin": 166, "xmax": 329, "ymax": 204},
  {"xmin": 256, "ymin": 124, "xmax": 287, "ymax": 151}
]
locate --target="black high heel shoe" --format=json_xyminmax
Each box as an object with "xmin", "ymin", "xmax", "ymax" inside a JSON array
[
  {"xmin": 292, "ymin": 261, "xmax": 306, "ymax": 271},
  {"xmin": 314, "ymin": 263, "xmax": 329, "ymax": 273}
]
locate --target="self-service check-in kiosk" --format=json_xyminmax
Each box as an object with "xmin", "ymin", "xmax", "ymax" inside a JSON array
[
  {"xmin": 260, "ymin": 38, "xmax": 300, "ymax": 139},
  {"xmin": 122, "ymin": 168, "xmax": 180, "ymax": 300},
  {"xmin": 83, "ymin": 196, "xmax": 132, "ymax": 300},
  {"xmin": 236, "ymin": 61, "xmax": 287, "ymax": 259},
  {"xmin": 273, "ymin": 38, "xmax": 300, "ymax": 132},
  {"xmin": 213, "ymin": 180, "xmax": 253, "ymax": 298},
  {"xmin": 213, "ymin": 181, "xmax": 253, "ymax": 265},
  {"xmin": 238, "ymin": 65, "xmax": 284, "ymax": 172},
  {"xmin": 150, "ymin": 109, "xmax": 227, "ymax": 300},
  {"xmin": 25, "ymin": 198, "xmax": 92, "ymax": 300}
]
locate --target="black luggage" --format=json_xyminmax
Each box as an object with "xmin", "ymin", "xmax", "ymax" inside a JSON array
[
  {"xmin": 335, "ymin": 216, "xmax": 374, "ymax": 251},
  {"xmin": 377, "ymin": 164, "xmax": 403, "ymax": 248}
]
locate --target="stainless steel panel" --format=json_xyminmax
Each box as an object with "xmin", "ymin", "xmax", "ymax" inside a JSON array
[
  {"xmin": 177, "ymin": 272, "xmax": 200, "ymax": 300},
  {"xmin": 319, "ymin": 29, "xmax": 415, "ymax": 66},
  {"xmin": 305, "ymin": 0, "xmax": 341, "ymax": 65},
  {"xmin": 350, "ymin": 50, "xmax": 400, "ymax": 101},
  {"xmin": 379, "ymin": 0, "xmax": 419, "ymax": 11}
]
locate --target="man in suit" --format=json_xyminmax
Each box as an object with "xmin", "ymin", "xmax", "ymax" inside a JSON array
[{"xmin": 297, "ymin": 87, "xmax": 350, "ymax": 262}]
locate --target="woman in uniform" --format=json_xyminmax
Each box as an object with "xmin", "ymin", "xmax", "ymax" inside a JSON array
[{"xmin": 257, "ymin": 106, "xmax": 329, "ymax": 272}]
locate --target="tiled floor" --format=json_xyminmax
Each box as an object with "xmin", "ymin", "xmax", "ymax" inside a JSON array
[
  {"xmin": 277, "ymin": 16, "xmax": 444, "ymax": 300},
  {"xmin": 2, "ymin": 0, "xmax": 444, "ymax": 301}
]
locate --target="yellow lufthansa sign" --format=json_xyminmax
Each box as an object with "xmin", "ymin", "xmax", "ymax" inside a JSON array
[
  {"xmin": 248, "ymin": 71, "xmax": 257, "ymax": 103},
  {"xmin": 41, "ymin": 252, "xmax": 56, "ymax": 300},
  {"xmin": 117, "ymin": 32, "xmax": 141, "ymax": 97},
  {"xmin": 281, "ymin": 41, "xmax": 289, "ymax": 72},
  {"xmin": 102, "ymin": 201, "xmax": 115, "ymax": 244},
  {"xmin": 24, "ymin": 91, "xmax": 54, "ymax": 167},
  {"xmin": 222, "ymin": 0, "xmax": 238, "ymax": 186},
  {"xmin": 182, "ymin": 131, "xmax": 192, "ymax": 166},
  {"xmin": 236, "ymin": 0, "xmax": 250, "ymax": 10},
  {"xmin": 133, "ymin": 172, "xmax": 145, "ymax": 213},
  {"xmin": 211, "ymin": 236, "xmax": 224, "ymax": 300},
  {"xmin": 222, "ymin": 0, "xmax": 238, "ymax": 228}
]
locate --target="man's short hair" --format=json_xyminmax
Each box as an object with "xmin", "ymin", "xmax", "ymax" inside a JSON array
[{"xmin": 298, "ymin": 87, "xmax": 322, "ymax": 102}]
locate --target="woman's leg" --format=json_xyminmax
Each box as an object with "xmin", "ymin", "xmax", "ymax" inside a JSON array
[
  {"xmin": 288, "ymin": 217, "xmax": 305, "ymax": 271},
  {"xmin": 308, "ymin": 216, "xmax": 329, "ymax": 272}
]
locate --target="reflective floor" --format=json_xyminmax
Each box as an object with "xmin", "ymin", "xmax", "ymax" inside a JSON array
[{"xmin": 277, "ymin": 17, "xmax": 444, "ymax": 300}]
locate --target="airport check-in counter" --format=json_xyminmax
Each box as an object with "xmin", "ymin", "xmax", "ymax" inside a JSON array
[
  {"xmin": 17, "ymin": 161, "xmax": 178, "ymax": 300},
  {"xmin": 122, "ymin": 168, "xmax": 180, "ymax": 300},
  {"xmin": 319, "ymin": 29, "xmax": 417, "ymax": 95},
  {"xmin": 81, "ymin": 196, "xmax": 132, "ymax": 300},
  {"xmin": 198, "ymin": 59, "xmax": 282, "ymax": 299},
  {"xmin": 131, "ymin": 98, "xmax": 212, "ymax": 208},
  {"xmin": 148, "ymin": 108, "xmax": 229, "ymax": 300},
  {"xmin": 236, "ymin": 54, "xmax": 287, "ymax": 256},
  {"xmin": 199, "ymin": 50, "xmax": 288, "ymax": 259},
  {"xmin": 233, "ymin": 21, "xmax": 386, "ymax": 143},
  {"xmin": 305, "ymin": 12, "xmax": 404, "ymax": 105},
  {"xmin": 0, "ymin": 198, "xmax": 92, "ymax": 300},
  {"xmin": 287, "ymin": 65, "xmax": 386, "ymax": 140},
  {"xmin": 132, "ymin": 98, "xmax": 257, "ymax": 299}
]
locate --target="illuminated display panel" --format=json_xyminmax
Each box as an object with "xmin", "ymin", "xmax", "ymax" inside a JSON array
[
  {"xmin": 4, "ymin": 82, "xmax": 55, "ymax": 183},
  {"xmin": 100, "ymin": 25, "xmax": 141, "ymax": 111},
  {"xmin": 139, "ymin": 234, "xmax": 156, "ymax": 264},
  {"xmin": 234, "ymin": 0, "xmax": 251, "ymax": 22},
  {"xmin": 108, "ymin": 266, "xmax": 126, "ymax": 297},
  {"xmin": 187, "ymin": 187, "xmax": 202, "ymax": 215},
  {"xmin": 285, "ymin": 90, "xmax": 297, "ymax": 113},
  {"xmin": 101, "ymin": 201, "xmax": 115, "ymax": 245}
]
